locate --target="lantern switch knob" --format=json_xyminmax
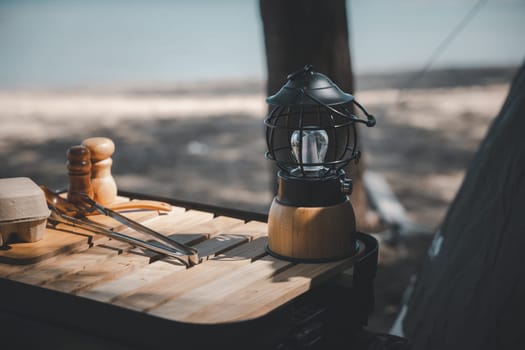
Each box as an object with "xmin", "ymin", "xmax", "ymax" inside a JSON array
[{"xmin": 341, "ymin": 178, "xmax": 353, "ymax": 195}]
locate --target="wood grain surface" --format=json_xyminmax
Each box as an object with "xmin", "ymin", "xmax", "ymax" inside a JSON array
[{"xmin": 0, "ymin": 195, "xmax": 362, "ymax": 324}]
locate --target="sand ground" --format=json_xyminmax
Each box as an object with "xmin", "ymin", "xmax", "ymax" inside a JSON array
[{"xmin": 0, "ymin": 81, "xmax": 510, "ymax": 332}]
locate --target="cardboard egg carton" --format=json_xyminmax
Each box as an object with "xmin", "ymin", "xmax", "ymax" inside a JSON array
[{"xmin": 0, "ymin": 177, "xmax": 50, "ymax": 246}]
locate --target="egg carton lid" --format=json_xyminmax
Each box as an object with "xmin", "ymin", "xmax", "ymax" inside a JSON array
[{"xmin": 0, "ymin": 177, "xmax": 50, "ymax": 224}]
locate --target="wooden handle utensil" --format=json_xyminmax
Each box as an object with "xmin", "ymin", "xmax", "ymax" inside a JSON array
[{"xmin": 105, "ymin": 200, "xmax": 172, "ymax": 212}]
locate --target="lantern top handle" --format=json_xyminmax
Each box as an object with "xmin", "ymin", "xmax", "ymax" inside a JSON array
[
  {"xmin": 267, "ymin": 64, "xmax": 376, "ymax": 127},
  {"xmin": 286, "ymin": 64, "xmax": 315, "ymax": 80}
]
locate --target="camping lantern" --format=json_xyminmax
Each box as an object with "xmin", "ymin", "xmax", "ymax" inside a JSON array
[{"xmin": 265, "ymin": 65, "xmax": 376, "ymax": 261}]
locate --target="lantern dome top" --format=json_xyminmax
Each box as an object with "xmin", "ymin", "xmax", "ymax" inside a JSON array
[{"xmin": 266, "ymin": 65, "xmax": 355, "ymax": 106}]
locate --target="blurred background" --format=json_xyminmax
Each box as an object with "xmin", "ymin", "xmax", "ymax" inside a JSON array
[
  {"xmin": 0, "ymin": 0, "xmax": 523, "ymax": 332},
  {"xmin": 0, "ymin": 0, "xmax": 522, "ymax": 86}
]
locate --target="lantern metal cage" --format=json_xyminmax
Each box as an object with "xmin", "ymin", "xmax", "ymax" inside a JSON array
[{"xmin": 264, "ymin": 65, "xmax": 375, "ymax": 179}]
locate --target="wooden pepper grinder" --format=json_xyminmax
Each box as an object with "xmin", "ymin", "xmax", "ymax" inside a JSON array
[
  {"xmin": 81, "ymin": 137, "xmax": 117, "ymax": 205},
  {"xmin": 67, "ymin": 145, "xmax": 94, "ymax": 205}
]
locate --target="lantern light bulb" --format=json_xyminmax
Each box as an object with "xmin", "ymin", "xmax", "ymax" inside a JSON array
[{"xmin": 291, "ymin": 129, "xmax": 329, "ymax": 174}]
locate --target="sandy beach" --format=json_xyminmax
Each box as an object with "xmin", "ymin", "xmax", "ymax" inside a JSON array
[
  {"xmin": 0, "ymin": 79, "xmax": 510, "ymax": 227},
  {"xmin": 0, "ymin": 69, "xmax": 514, "ymax": 331}
]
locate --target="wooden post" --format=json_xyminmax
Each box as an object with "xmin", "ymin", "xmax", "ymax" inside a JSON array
[{"xmin": 259, "ymin": 0, "xmax": 375, "ymax": 231}]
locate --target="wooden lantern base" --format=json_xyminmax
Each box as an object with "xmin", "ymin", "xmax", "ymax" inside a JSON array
[{"xmin": 267, "ymin": 198, "xmax": 357, "ymax": 262}]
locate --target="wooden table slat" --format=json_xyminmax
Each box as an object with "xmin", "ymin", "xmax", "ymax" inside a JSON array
[
  {"xmin": 147, "ymin": 255, "xmax": 292, "ymax": 321},
  {"xmin": 9, "ymin": 246, "xmax": 121, "ymax": 286},
  {"xmin": 42, "ymin": 251, "xmax": 151, "ymax": 294},
  {"xmin": 0, "ymin": 228, "xmax": 94, "ymax": 265},
  {"xmin": 224, "ymin": 220, "xmax": 268, "ymax": 238},
  {"xmin": 76, "ymin": 259, "xmax": 185, "ymax": 303},
  {"xmin": 95, "ymin": 210, "xmax": 227, "ymax": 260},
  {"xmin": 111, "ymin": 234, "xmax": 269, "ymax": 312},
  {"xmin": 182, "ymin": 257, "xmax": 356, "ymax": 323},
  {"xmin": 0, "ymin": 235, "xmax": 100, "ymax": 278},
  {"xmin": 176, "ymin": 215, "xmax": 246, "ymax": 239},
  {"xmin": 87, "ymin": 210, "xmax": 164, "ymax": 233},
  {"xmin": 76, "ymin": 216, "xmax": 246, "ymax": 303},
  {"xmin": 210, "ymin": 235, "xmax": 268, "ymax": 262},
  {"xmin": 134, "ymin": 210, "xmax": 215, "ymax": 237}
]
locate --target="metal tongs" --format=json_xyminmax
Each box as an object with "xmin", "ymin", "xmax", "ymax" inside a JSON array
[{"xmin": 42, "ymin": 187, "xmax": 199, "ymax": 266}]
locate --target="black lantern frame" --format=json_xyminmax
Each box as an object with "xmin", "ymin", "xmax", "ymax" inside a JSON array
[{"xmin": 264, "ymin": 66, "xmax": 375, "ymax": 179}]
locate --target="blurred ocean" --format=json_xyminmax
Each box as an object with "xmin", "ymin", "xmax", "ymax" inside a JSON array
[{"xmin": 0, "ymin": 0, "xmax": 523, "ymax": 88}]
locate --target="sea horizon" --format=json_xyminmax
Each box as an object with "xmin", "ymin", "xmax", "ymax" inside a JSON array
[{"xmin": 0, "ymin": 65, "xmax": 518, "ymax": 94}]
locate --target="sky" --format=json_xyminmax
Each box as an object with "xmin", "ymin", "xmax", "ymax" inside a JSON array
[{"xmin": 0, "ymin": 0, "xmax": 523, "ymax": 88}]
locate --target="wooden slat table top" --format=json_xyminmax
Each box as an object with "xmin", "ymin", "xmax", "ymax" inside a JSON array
[{"xmin": 0, "ymin": 196, "xmax": 361, "ymax": 325}]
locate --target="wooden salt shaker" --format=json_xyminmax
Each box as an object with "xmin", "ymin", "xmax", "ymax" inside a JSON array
[
  {"xmin": 81, "ymin": 137, "xmax": 117, "ymax": 205},
  {"xmin": 67, "ymin": 145, "xmax": 94, "ymax": 205}
]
